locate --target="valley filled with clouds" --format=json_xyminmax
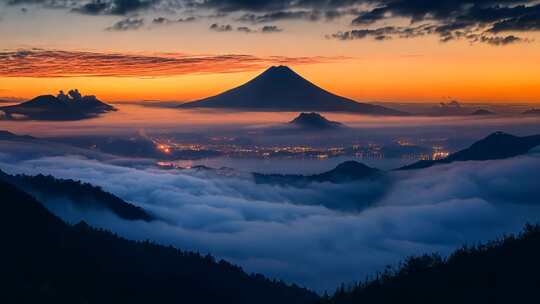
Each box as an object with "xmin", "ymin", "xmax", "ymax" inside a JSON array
[{"xmin": 2, "ymin": 145, "xmax": 539, "ymax": 292}]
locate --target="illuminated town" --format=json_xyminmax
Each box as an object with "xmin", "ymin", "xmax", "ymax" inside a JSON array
[{"xmin": 150, "ymin": 135, "xmax": 451, "ymax": 163}]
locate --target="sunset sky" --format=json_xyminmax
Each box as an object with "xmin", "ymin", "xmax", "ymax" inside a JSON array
[{"xmin": 1, "ymin": 0, "xmax": 540, "ymax": 103}]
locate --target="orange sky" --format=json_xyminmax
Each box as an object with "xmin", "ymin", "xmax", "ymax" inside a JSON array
[{"xmin": 1, "ymin": 4, "xmax": 539, "ymax": 104}]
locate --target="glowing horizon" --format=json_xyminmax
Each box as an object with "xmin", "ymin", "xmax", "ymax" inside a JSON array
[{"xmin": 1, "ymin": 1, "xmax": 540, "ymax": 104}]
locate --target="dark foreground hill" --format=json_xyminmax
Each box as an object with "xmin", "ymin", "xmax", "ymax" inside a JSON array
[
  {"xmin": 0, "ymin": 89, "xmax": 115, "ymax": 121},
  {"xmin": 320, "ymin": 224, "xmax": 540, "ymax": 304},
  {"xmin": 179, "ymin": 66, "xmax": 405, "ymax": 115},
  {"xmin": 399, "ymin": 132, "xmax": 540, "ymax": 170},
  {"xmin": 0, "ymin": 170, "xmax": 153, "ymax": 221},
  {"xmin": 0, "ymin": 180, "xmax": 318, "ymax": 304}
]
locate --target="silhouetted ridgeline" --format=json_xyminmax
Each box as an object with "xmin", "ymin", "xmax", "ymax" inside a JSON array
[
  {"xmin": 0, "ymin": 180, "xmax": 318, "ymax": 304},
  {"xmin": 254, "ymin": 161, "xmax": 381, "ymax": 187},
  {"xmin": 0, "ymin": 89, "xmax": 115, "ymax": 121},
  {"xmin": 320, "ymin": 224, "xmax": 540, "ymax": 304},
  {"xmin": 0, "ymin": 170, "xmax": 153, "ymax": 221},
  {"xmin": 470, "ymin": 109, "xmax": 495, "ymax": 116},
  {"xmin": 180, "ymin": 66, "xmax": 406, "ymax": 115},
  {"xmin": 523, "ymin": 108, "xmax": 540, "ymax": 115},
  {"xmin": 289, "ymin": 112, "xmax": 344, "ymax": 130},
  {"xmin": 399, "ymin": 132, "xmax": 540, "ymax": 170},
  {"xmin": 0, "ymin": 130, "xmax": 35, "ymax": 140}
]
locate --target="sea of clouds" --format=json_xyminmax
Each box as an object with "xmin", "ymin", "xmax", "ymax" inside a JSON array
[{"xmin": 1, "ymin": 148, "xmax": 540, "ymax": 292}]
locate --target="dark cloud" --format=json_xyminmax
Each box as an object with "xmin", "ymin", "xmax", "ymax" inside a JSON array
[
  {"xmin": 261, "ymin": 25, "xmax": 283, "ymax": 32},
  {"xmin": 237, "ymin": 10, "xmax": 321, "ymax": 23},
  {"xmin": 195, "ymin": 0, "xmax": 295, "ymax": 12},
  {"xmin": 478, "ymin": 34, "xmax": 525, "ymax": 45},
  {"xmin": 5, "ymin": 0, "xmax": 161, "ymax": 15},
  {"xmin": 330, "ymin": 24, "xmax": 527, "ymax": 45},
  {"xmin": 343, "ymin": 1, "xmax": 540, "ymax": 45},
  {"xmin": 329, "ymin": 24, "xmax": 435, "ymax": 41},
  {"xmin": 76, "ymin": 0, "xmax": 158, "ymax": 15},
  {"xmin": 106, "ymin": 17, "xmax": 145, "ymax": 31},
  {"xmin": 489, "ymin": 10, "xmax": 540, "ymax": 32},
  {"xmin": 152, "ymin": 15, "xmax": 196, "ymax": 25},
  {"xmin": 236, "ymin": 25, "xmax": 255, "ymax": 32},
  {"xmin": 209, "ymin": 23, "xmax": 284, "ymax": 33},
  {"xmin": 5, "ymin": 0, "xmax": 75, "ymax": 8},
  {"xmin": 209, "ymin": 22, "xmax": 233, "ymax": 31},
  {"xmin": 4, "ymin": 0, "xmax": 539, "ymax": 44}
]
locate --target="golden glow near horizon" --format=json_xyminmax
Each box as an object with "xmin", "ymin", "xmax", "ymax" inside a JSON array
[{"xmin": 1, "ymin": 4, "xmax": 539, "ymax": 104}]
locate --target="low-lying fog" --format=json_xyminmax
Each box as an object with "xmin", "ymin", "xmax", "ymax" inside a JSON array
[
  {"xmin": 0, "ymin": 103, "xmax": 538, "ymax": 137},
  {"xmin": 1, "ymin": 103, "xmax": 539, "ymax": 173}
]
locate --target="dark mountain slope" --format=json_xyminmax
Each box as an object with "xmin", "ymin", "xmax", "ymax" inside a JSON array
[
  {"xmin": 399, "ymin": 132, "xmax": 540, "ymax": 170},
  {"xmin": 0, "ymin": 180, "xmax": 318, "ymax": 304},
  {"xmin": 320, "ymin": 224, "xmax": 540, "ymax": 304},
  {"xmin": 289, "ymin": 112, "xmax": 343, "ymax": 130},
  {"xmin": 471, "ymin": 109, "xmax": 495, "ymax": 115},
  {"xmin": 179, "ymin": 66, "xmax": 406, "ymax": 115},
  {"xmin": 254, "ymin": 161, "xmax": 381, "ymax": 186},
  {"xmin": 0, "ymin": 130, "xmax": 35, "ymax": 140},
  {"xmin": 0, "ymin": 170, "xmax": 153, "ymax": 221},
  {"xmin": 0, "ymin": 89, "xmax": 115, "ymax": 121},
  {"xmin": 523, "ymin": 108, "xmax": 540, "ymax": 115}
]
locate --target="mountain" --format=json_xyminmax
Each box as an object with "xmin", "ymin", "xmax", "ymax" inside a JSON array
[
  {"xmin": 399, "ymin": 132, "xmax": 540, "ymax": 170},
  {"xmin": 0, "ymin": 170, "xmax": 153, "ymax": 221},
  {"xmin": 471, "ymin": 109, "xmax": 495, "ymax": 116},
  {"xmin": 0, "ymin": 89, "xmax": 116, "ymax": 121},
  {"xmin": 0, "ymin": 130, "xmax": 34, "ymax": 140},
  {"xmin": 523, "ymin": 108, "xmax": 540, "ymax": 115},
  {"xmin": 179, "ymin": 66, "xmax": 406, "ymax": 115},
  {"xmin": 0, "ymin": 180, "xmax": 318, "ymax": 304},
  {"xmin": 254, "ymin": 161, "xmax": 381, "ymax": 186},
  {"xmin": 289, "ymin": 112, "xmax": 343, "ymax": 130},
  {"xmin": 320, "ymin": 224, "xmax": 540, "ymax": 304}
]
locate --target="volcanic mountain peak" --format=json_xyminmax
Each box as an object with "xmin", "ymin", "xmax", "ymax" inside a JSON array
[
  {"xmin": 263, "ymin": 65, "xmax": 297, "ymax": 76},
  {"xmin": 179, "ymin": 66, "xmax": 406, "ymax": 115}
]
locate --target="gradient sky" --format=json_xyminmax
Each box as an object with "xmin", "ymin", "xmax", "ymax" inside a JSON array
[{"xmin": 1, "ymin": 0, "xmax": 540, "ymax": 103}]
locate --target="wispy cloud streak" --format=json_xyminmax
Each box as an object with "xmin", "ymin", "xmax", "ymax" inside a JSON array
[{"xmin": 0, "ymin": 49, "xmax": 348, "ymax": 78}]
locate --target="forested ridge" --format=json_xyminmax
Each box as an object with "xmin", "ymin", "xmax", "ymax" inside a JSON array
[{"xmin": 0, "ymin": 180, "xmax": 317, "ymax": 304}]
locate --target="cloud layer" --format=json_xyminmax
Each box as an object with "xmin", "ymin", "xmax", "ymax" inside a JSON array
[
  {"xmin": 5, "ymin": 0, "xmax": 539, "ymax": 45},
  {"xmin": 1, "ymin": 149, "xmax": 540, "ymax": 292},
  {"xmin": 0, "ymin": 49, "xmax": 346, "ymax": 77}
]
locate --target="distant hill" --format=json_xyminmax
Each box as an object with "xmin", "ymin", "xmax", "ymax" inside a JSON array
[
  {"xmin": 0, "ymin": 130, "xmax": 34, "ymax": 140},
  {"xmin": 289, "ymin": 112, "xmax": 343, "ymax": 130},
  {"xmin": 0, "ymin": 170, "xmax": 153, "ymax": 221},
  {"xmin": 0, "ymin": 89, "xmax": 116, "ymax": 121},
  {"xmin": 179, "ymin": 66, "xmax": 406, "ymax": 115},
  {"xmin": 398, "ymin": 132, "xmax": 540, "ymax": 170},
  {"xmin": 471, "ymin": 109, "xmax": 495, "ymax": 116},
  {"xmin": 0, "ymin": 180, "xmax": 318, "ymax": 304},
  {"xmin": 429, "ymin": 100, "xmax": 468, "ymax": 116},
  {"xmin": 523, "ymin": 108, "xmax": 540, "ymax": 115},
  {"xmin": 320, "ymin": 224, "xmax": 540, "ymax": 304},
  {"xmin": 254, "ymin": 161, "xmax": 381, "ymax": 186}
]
